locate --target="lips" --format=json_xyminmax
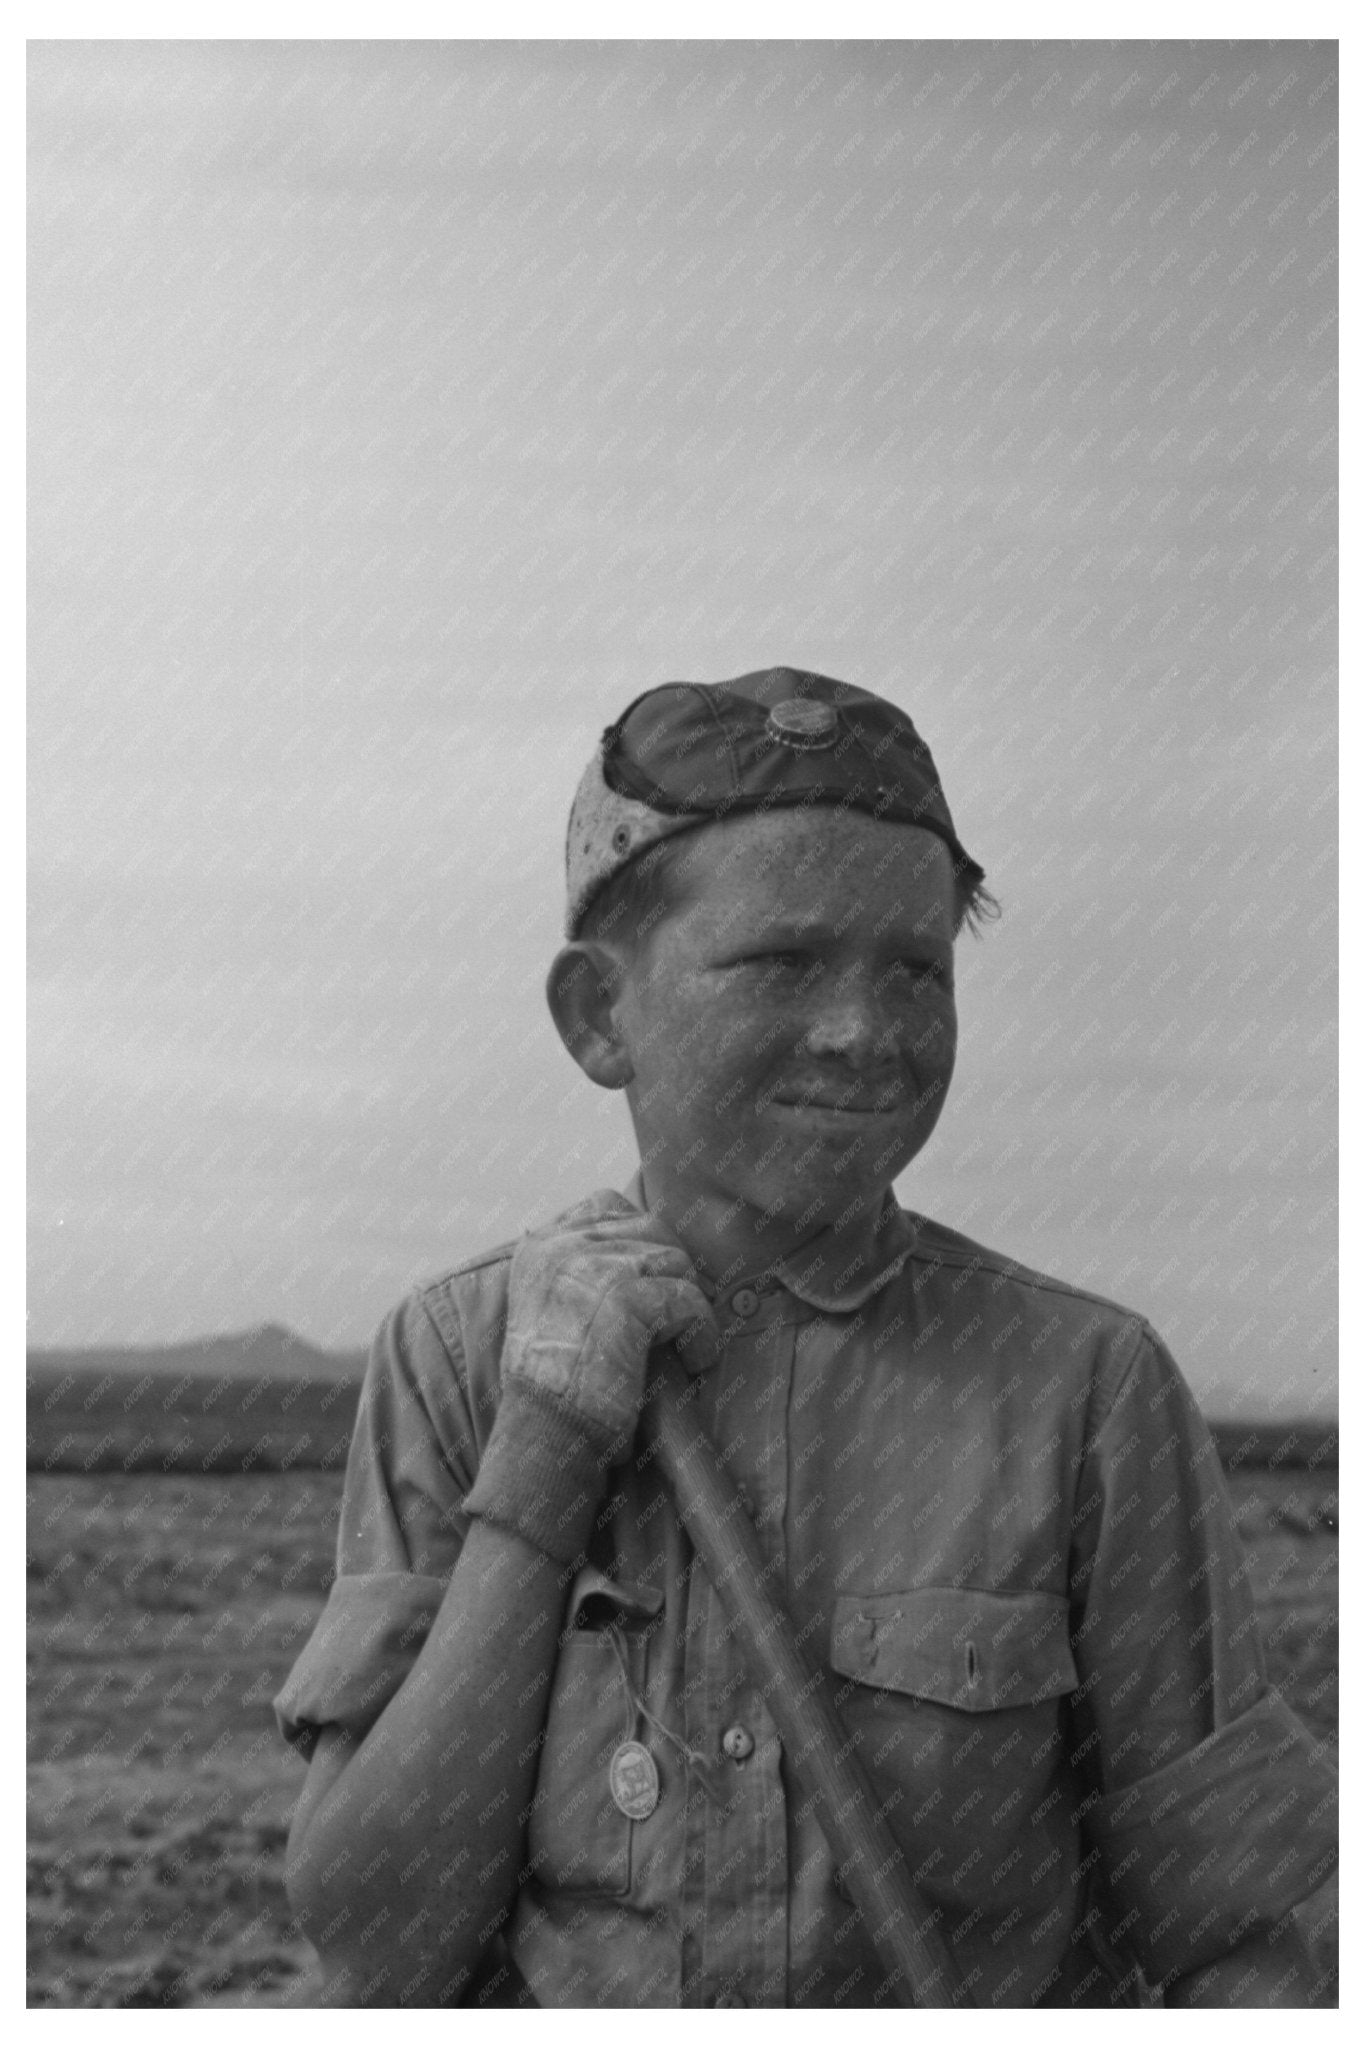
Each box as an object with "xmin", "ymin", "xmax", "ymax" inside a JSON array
[{"xmin": 761, "ymin": 1078, "xmax": 907, "ymax": 1115}]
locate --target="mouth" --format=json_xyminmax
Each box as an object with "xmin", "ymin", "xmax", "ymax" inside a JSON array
[{"xmin": 760, "ymin": 1081, "xmax": 909, "ymax": 1118}]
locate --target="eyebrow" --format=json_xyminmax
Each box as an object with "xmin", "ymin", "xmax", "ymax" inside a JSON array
[
  {"xmin": 743, "ymin": 919, "xmax": 836, "ymax": 945},
  {"xmin": 721, "ymin": 918, "xmax": 951, "ymax": 951}
]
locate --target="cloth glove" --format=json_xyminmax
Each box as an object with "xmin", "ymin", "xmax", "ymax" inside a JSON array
[{"xmin": 463, "ymin": 1193, "xmax": 717, "ymax": 1564}]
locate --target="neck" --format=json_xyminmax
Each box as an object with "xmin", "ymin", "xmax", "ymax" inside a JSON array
[{"xmin": 635, "ymin": 1169, "xmax": 895, "ymax": 1299}]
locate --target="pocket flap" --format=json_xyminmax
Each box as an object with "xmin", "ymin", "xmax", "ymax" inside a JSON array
[{"xmin": 830, "ymin": 1587, "xmax": 1076, "ymax": 1711}]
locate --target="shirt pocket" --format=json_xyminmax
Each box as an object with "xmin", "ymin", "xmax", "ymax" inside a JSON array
[
  {"xmin": 830, "ymin": 1585, "xmax": 1077, "ymax": 1710},
  {"xmin": 828, "ymin": 1587, "xmax": 1079, "ymax": 1909},
  {"xmin": 525, "ymin": 1565, "xmax": 664, "ymax": 1900}
]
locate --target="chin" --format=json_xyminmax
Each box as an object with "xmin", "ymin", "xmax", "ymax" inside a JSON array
[{"xmin": 749, "ymin": 1164, "xmax": 890, "ymax": 1229}]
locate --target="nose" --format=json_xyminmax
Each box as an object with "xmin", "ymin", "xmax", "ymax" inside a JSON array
[{"xmin": 801, "ymin": 969, "xmax": 898, "ymax": 1066}]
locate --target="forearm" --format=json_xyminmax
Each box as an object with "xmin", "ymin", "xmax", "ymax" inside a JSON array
[
  {"xmin": 286, "ymin": 1515, "xmax": 572, "ymax": 2005},
  {"xmin": 282, "ymin": 1213, "xmax": 709, "ymax": 2005}
]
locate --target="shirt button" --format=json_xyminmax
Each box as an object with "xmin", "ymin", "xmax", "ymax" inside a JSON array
[
  {"xmin": 721, "ymin": 1723, "xmax": 755, "ymax": 1761},
  {"xmin": 731, "ymin": 1286, "xmax": 760, "ymax": 1318}
]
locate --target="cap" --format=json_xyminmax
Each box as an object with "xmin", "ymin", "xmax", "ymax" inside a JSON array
[{"xmin": 563, "ymin": 666, "xmax": 984, "ymax": 939}]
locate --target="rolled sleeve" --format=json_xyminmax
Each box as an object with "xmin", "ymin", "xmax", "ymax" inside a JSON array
[
  {"xmin": 1087, "ymin": 1688, "xmax": 1338, "ymax": 1983},
  {"xmin": 273, "ymin": 1570, "xmax": 450, "ymax": 1758},
  {"xmin": 1069, "ymin": 1325, "xmax": 1337, "ymax": 1991},
  {"xmin": 272, "ymin": 1291, "xmax": 479, "ymax": 1759}
]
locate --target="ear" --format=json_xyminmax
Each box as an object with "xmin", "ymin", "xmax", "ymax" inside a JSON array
[{"xmin": 546, "ymin": 942, "xmax": 634, "ymax": 1090}]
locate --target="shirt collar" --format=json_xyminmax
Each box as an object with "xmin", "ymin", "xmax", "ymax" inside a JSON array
[{"xmin": 619, "ymin": 1169, "xmax": 918, "ymax": 1315}]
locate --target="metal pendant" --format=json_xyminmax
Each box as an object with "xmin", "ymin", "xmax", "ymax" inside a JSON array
[{"xmin": 608, "ymin": 1739, "xmax": 660, "ymax": 1820}]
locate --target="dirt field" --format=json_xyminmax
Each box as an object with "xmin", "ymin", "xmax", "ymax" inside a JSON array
[
  {"xmin": 27, "ymin": 1470, "xmax": 336, "ymax": 2007},
  {"xmin": 26, "ymin": 1463, "xmax": 1337, "ymax": 2008}
]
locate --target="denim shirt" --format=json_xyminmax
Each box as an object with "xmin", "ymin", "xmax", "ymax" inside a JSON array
[{"xmin": 276, "ymin": 1183, "xmax": 1337, "ymax": 2008}]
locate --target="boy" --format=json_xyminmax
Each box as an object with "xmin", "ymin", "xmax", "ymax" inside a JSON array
[{"xmin": 277, "ymin": 668, "xmax": 1337, "ymax": 2008}]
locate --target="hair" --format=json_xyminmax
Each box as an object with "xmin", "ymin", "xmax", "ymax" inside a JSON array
[
  {"xmin": 578, "ymin": 836, "xmax": 690, "ymax": 952},
  {"xmin": 577, "ymin": 817, "xmax": 1000, "ymax": 952}
]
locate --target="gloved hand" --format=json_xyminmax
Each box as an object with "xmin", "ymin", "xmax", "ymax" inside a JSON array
[{"xmin": 463, "ymin": 1194, "xmax": 717, "ymax": 1564}]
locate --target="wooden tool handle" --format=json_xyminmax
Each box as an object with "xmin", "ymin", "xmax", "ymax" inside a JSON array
[{"xmin": 641, "ymin": 1346, "xmax": 970, "ymax": 2009}]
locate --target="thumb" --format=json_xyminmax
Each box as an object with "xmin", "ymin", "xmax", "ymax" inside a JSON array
[
  {"xmin": 647, "ymin": 1299, "xmax": 718, "ymax": 1378},
  {"xmin": 673, "ymin": 1315, "xmax": 719, "ymax": 1377}
]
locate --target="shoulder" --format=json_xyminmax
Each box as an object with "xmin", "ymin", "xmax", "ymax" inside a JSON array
[
  {"xmin": 398, "ymin": 1237, "xmax": 511, "ymax": 1408},
  {"xmin": 896, "ymin": 1212, "xmax": 1219, "ymax": 1483},
  {"xmin": 348, "ymin": 1240, "xmax": 522, "ymax": 1475},
  {"xmin": 900, "ymin": 1209, "xmax": 1163, "ymax": 1409},
  {"xmin": 416, "ymin": 1232, "xmax": 518, "ymax": 1327},
  {"xmin": 401, "ymin": 1184, "xmax": 638, "ymax": 1385},
  {"xmin": 906, "ymin": 1210, "xmax": 1150, "ymax": 1329}
]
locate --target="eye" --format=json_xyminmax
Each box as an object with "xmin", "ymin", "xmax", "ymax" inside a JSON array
[
  {"xmin": 877, "ymin": 957, "xmax": 952, "ymax": 996},
  {"xmin": 723, "ymin": 950, "xmax": 804, "ymax": 972}
]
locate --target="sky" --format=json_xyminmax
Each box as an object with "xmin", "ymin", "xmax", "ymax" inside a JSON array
[{"xmin": 28, "ymin": 38, "xmax": 1336, "ymax": 1420}]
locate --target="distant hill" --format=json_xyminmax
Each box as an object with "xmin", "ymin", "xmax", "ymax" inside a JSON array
[{"xmin": 28, "ymin": 1322, "xmax": 366, "ymax": 1386}]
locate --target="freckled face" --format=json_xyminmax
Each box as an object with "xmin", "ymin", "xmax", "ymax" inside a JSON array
[{"xmin": 616, "ymin": 808, "xmax": 959, "ymax": 1234}]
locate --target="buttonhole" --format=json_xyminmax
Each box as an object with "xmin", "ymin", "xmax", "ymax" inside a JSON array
[{"xmin": 965, "ymin": 1641, "xmax": 979, "ymax": 1686}]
